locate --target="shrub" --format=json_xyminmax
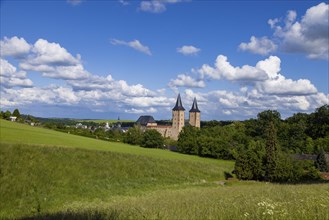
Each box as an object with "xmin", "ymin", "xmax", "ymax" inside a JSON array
[
  {"xmin": 234, "ymin": 149, "xmax": 264, "ymax": 180},
  {"xmin": 141, "ymin": 129, "xmax": 164, "ymax": 148},
  {"xmin": 315, "ymin": 148, "xmax": 329, "ymax": 172}
]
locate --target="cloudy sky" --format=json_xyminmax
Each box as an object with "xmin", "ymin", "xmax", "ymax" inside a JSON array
[{"xmin": 0, "ymin": 0, "xmax": 328, "ymax": 120}]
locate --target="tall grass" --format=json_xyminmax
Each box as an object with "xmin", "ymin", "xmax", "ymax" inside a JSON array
[
  {"xmin": 12, "ymin": 181, "xmax": 329, "ymax": 220},
  {"xmin": 0, "ymin": 143, "xmax": 233, "ymax": 219}
]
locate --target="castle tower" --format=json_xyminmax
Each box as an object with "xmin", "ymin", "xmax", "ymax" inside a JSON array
[
  {"xmin": 189, "ymin": 97, "xmax": 200, "ymax": 128},
  {"xmin": 172, "ymin": 93, "xmax": 185, "ymax": 134}
]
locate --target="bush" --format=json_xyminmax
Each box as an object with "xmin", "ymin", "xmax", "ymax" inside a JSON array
[
  {"xmin": 315, "ymin": 148, "xmax": 329, "ymax": 172},
  {"xmin": 234, "ymin": 149, "xmax": 264, "ymax": 180},
  {"xmin": 141, "ymin": 129, "xmax": 164, "ymax": 148},
  {"xmin": 124, "ymin": 126, "xmax": 143, "ymax": 145}
]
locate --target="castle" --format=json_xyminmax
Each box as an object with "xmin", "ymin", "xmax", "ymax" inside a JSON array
[{"xmin": 136, "ymin": 94, "xmax": 200, "ymax": 140}]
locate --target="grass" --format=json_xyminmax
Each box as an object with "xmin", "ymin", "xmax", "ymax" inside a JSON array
[
  {"xmin": 0, "ymin": 119, "xmax": 232, "ymax": 164},
  {"xmin": 61, "ymin": 183, "xmax": 329, "ymax": 220},
  {"xmin": 0, "ymin": 143, "xmax": 233, "ymax": 219},
  {"xmin": 1, "ymin": 119, "xmax": 328, "ymax": 219}
]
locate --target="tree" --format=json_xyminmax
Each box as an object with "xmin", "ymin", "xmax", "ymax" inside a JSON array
[
  {"xmin": 94, "ymin": 128, "xmax": 106, "ymax": 139},
  {"xmin": 305, "ymin": 137, "xmax": 314, "ymax": 154},
  {"xmin": 314, "ymin": 135, "xmax": 329, "ymax": 152},
  {"xmin": 124, "ymin": 126, "xmax": 143, "ymax": 145},
  {"xmin": 141, "ymin": 129, "xmax": 164, "ymax": 148},
  {"xmin": 264, "ymin": 121, "xmax": 280, "ymax": 181},
  {"xmin": 253, "ymin": 110, "xmax": 282, "ymax": 138},
  {"xmin": 177, "ymin": 126, "xmax": 199, "ymax": 154},
  {"xmin": 234, "ymin": 148, "xmax": 264, "ymax": 180},
  {"xmin": 257, "ymin": 110, "xmax": 281, "ymax": 122},
  {"xmin": 4, "ymin": 110, "xmax": 11, "ymax": 119},
  {"xmin": 315, "ymin": 148, "xmax": 329, "ymax": 172},
  {"xmin": 307, "ymin": 105, "xmax": 329, "ymax": 139},
  {"xmin": 12, "ymin": 109, "xmax": 21, "ymax": 118}
]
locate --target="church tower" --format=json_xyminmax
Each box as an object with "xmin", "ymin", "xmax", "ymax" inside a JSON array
[
  {"xmin": 189, "ymin": 97, "xmax": 200, "ymax": 128},
  {"xmin": 172, "ymin": 94, "xmax": 185, "ymax": 134}
]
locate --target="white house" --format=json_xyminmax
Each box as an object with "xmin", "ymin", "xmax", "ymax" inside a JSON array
[{"xmin": 9, "ymin": 116, "xmax": 17, "ymax": 122}]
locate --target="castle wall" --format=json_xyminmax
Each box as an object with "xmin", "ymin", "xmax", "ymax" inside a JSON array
[
  {"xmin": 146, "ymin": 125, "xmax": 180, "ymax": 140},
  {"xmin": 147, "ymin": 125, "xmax": 172, "ymax": 138}
]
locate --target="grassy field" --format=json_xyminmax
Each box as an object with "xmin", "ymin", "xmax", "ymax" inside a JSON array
[
  {"xmin": 0, "ymin": 119, "xmax": 232, "ymax": 163},
  {"xmin": 1, "ymin": 119, "xmax": 328, "ymax": 219}
]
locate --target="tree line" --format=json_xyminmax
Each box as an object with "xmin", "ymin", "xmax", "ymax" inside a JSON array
[{"xmin": 177, "ymin": 105, "xmax": 329, "ymax": 182}]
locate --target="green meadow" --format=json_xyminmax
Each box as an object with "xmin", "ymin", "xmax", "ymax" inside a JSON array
[{"xmin": 0, "ymin": 119, "xmax": 328, "ymax": 219}]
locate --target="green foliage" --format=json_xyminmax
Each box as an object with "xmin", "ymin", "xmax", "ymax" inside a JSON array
[
  {"xmin": 314, "ymin": 135, "xmax": 329, "ymax": 152},
  {"xmin": 257, "ymin": 110, "xmax": 281, "ymax": 137},
  {"xmin": 305, "ymin": 137, "xmax": 314, "ymax": 154},
  {"xmin": 315, "ymin": 148, "xmax": 329, "ymax": 172},
  {"xmin": 307, "ymin": 105, "xmax": 329, "ymax": 139},
  {"xmin": 12, "ymin": 109, "xmax": 21, "ymax": 118},
  {"xmin": 141, "ymin": 129, "xmax": 164, "ymax": 148},
  {"xmin": 93, "ymin": 128, "xmax": 106, "ymax": 139},
  {"xmin": 123, "ymin": 126, "xmax": 143, "ymax": 145},
  {"xmin": 235, "ymin": 120, "xmax": 320, "ymax": 183},
  {"xmin": 3, "ymin": 110, "xmax": 11, "ymax": 119},
  {"xmin": 264, "ymin": 121, "xmax": 280, "ymax": 180},
  {"xmin": 177, "ymin": 123, "xmax": 249, "ymax": 160},
  {"xmin": 177, "ymin": 126, "xmax": 199, "ymax": 154},
  {"xmin": 107, "ymin": 129, "xmax": 124, "ymax": 142},
  {"xmin": 234, "ymin": 148, "xmax": 264, "ymax": 180}
]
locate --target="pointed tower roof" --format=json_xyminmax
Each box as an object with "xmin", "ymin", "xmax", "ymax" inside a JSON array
[
  {"xmin": 172, "ymin": 93, "xmax": 185, "ymax": 111},
  {"xmin": 189, "ymin": 97, "xmax": 200, "ymax": 112}
]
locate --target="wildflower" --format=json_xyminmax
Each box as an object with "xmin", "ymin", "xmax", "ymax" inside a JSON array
[{"xmin": 244, "ymin": 212, "xmax": 250, "ymax": 217}]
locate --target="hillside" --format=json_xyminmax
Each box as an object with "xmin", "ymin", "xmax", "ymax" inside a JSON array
[
  {"xmin": 1, "ymin": 120, "xmax": 328, "ymax": 220},
  {"xmin": 0, "ymin": 119, "xmax": 232, "ymax": 163},
  {"xmin": 0, "ymin": 120, "xmax": 234, "ymax": 219}
]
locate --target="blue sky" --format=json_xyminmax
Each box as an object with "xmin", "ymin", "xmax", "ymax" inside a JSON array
[{"xmin": 1, "ymin": 0, "xmax": 328, "ymax": 120}]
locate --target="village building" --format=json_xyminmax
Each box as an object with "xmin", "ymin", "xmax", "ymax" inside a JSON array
[
  {"xmin": 9, "ymin": 116, "xmax": 17, "ymax": 122},
  {"xmin": 136, "ymin": 94, "xmax": 201, "ymax": 140}
]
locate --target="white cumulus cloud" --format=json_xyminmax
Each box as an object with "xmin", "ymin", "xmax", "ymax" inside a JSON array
[
  {"xmin": 0, "ymin": 58, "xmax": 33, "ymax": 88},
  {"xmin": 239, "ymin": 36, "xmax": 277, "ymax": 55},
  {"xmin": 29, "ymin": 39, "xmax": 80, "ymax": 66},
  {"xmin": 241, "ymin": 2, "xmax": 329, "ymax": 60},
  {"xmin": 256, "ymin": 75, "xmax": 317, "ymax": 96},
  {"xmin": 198, "ymin": 55, "xmax": 268, "ymax": 81},
  {"xmin": 177, "ymin": 45, "xmax": 201, "ymax": 56},
  {"xmin": 197, "ymin": 55, "xmax": 319, "ymax": 96},
  {"xmin": 0, "ymin": 36, "xmax": 31, "ymax": 58},
  {"xmin": 15, "ymin": 38, "xmax": 90, "ymax": 80}
]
